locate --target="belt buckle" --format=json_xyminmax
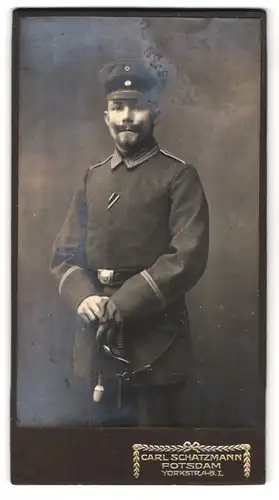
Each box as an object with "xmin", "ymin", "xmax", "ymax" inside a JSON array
[{"xmin": 98, "ymin": 269, "xmax": 114, "ymax": 285}]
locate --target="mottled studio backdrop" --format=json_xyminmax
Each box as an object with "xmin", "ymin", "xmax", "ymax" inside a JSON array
[{"xmin": 17, "ymin": 15, "xmax": 262, "ymax": 426}]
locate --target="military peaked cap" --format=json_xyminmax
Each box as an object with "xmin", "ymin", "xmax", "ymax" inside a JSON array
[{"xmin": 99, "ymin": 60, "xmax": 167, "ymax": 100}]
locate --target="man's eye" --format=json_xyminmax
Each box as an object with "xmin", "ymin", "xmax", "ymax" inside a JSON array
[{"xmin": 111, "ymin": 103, "xmax": 123, "ymax": 111}]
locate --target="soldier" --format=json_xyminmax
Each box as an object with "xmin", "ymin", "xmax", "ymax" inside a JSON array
[{"xmin": 50, "ymin": 60, "xmax": 209, "ymax": 426}]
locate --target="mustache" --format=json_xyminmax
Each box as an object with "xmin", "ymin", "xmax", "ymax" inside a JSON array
[{"xmin": 114, "ymin": 125, "xmax": 141, "ymax": 133}]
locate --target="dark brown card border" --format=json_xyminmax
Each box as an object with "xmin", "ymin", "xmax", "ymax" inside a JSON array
[
  {"xmin": 11, "ymin": 8, "xmax": 267, "ymax": 485},
  {"xmin": 11, "ymin": 427, "xmax": 265, "ymax": 485}
]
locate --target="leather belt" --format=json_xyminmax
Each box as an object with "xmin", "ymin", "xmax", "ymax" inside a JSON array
[{"xmin": 94, "ymin": 268, "xmax": 139, "ymax": 286}]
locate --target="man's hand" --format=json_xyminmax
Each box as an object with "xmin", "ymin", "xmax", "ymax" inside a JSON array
[
  {"xmin": 77, "ymin": 295, "xmax": 109, "ymax": 323},
  {"xmin": 95, "ymin": 299, "xmax": 123, "ymax": 347},
  {"xmin": 77, "ymin": 295, "xmax": 123, "ymax": 346}
]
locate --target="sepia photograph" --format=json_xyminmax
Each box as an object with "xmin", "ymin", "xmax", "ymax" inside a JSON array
[{"xmin": 11, "ymin": 8, "xmax": 266, "ymax": 484}]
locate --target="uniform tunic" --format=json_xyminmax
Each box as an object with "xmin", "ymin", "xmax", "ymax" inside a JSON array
[{"xmin": 50, "ymin": 140, "xmax": 209, "ymax": 392}]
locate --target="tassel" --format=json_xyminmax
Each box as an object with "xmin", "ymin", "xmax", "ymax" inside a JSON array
[{"xmin": 92, "ymin": 372, "xmax": 104, "ymax": 403}]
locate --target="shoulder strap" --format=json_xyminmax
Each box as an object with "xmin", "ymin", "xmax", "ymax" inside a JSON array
[
  {"xmin": 89, "ymin": 154, "xmax": 113, "ymax": 170},
  {"xmin": 83, "ymin": 154, "xmax": 113, "ymax": 184},
  {"xmin": 160, "ymin": 148, "xmax": 185, "ymax": 164}
]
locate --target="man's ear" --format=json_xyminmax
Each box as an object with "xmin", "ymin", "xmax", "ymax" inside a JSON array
[
  {"xmin": 104, "ymin": 110, "xmax": 109, "ymax": 127},
  {"xmin": 153, "ymin": 107, "xmax": 161, "ymax": 125}
]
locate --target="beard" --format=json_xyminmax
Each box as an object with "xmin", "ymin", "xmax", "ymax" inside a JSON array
[
  {"xmin": 116, "ymin": 130, "xmax": 139, "ymax": 149},
  {"xmin": 111, "ymin": 123, "xmax": 154, "ymax": 153}
]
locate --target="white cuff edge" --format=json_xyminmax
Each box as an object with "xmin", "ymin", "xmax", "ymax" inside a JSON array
[
  {"xmin": 58, "ymin": 266, "xmax": 83, "ymax": 295},
  {"xmin": 140, "ymin": 270, "xmax": 166, "ymax": 306}
]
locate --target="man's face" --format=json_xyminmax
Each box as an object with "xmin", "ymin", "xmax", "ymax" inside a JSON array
[{"xmin": 104, "ymin": 98, "xmax": 158, "ymax": 152}]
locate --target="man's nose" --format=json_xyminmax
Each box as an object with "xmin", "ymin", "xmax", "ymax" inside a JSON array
[{"xmin": 121, "ymin": 106, "xmax": 133, "ymax": 122}]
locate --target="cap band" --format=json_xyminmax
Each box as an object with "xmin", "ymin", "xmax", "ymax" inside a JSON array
[
  {"xmin": 106, "ymin": 89, "xmax": 144, "ymax": 100},
  {"xmin": 105, "ymin": 73, "xmax": 156, "ymax": 96}
]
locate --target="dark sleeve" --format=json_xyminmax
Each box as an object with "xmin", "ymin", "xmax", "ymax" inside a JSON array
[
  {"xmin": 112, "ymin": 164, "xmax": 209, "ymax": 320},
  {"xmin": 50, "ymin": 176, "xmax": 96, "ymax": 310}
]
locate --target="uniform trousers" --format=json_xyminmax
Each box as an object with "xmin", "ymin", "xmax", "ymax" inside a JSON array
[{"xmin": 88, "ymin": 376, "xmax": 206, "ymax": 427}]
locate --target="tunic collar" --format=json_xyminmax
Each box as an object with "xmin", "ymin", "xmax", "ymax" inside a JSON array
[{"xmin": 111, "ymin": 139, "xmax": 159, "ymax": 170}]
